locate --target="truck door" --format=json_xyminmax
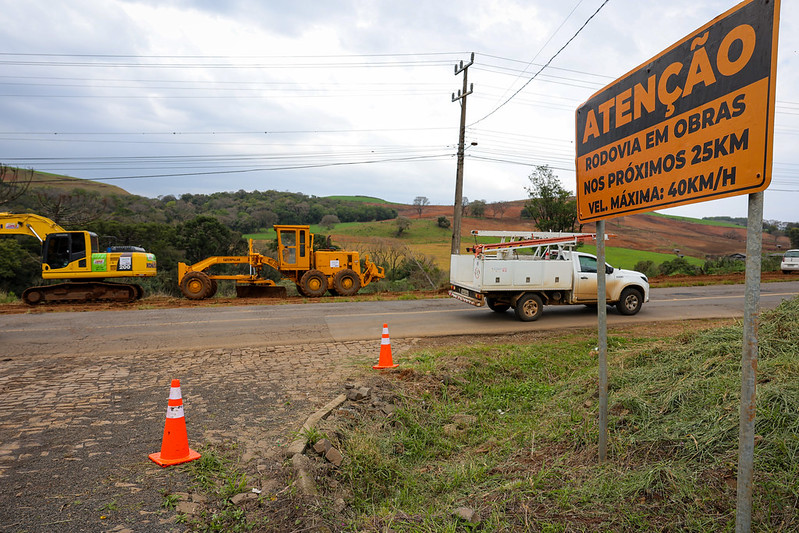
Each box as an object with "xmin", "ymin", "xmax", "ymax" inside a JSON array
[
  {"xmin": 573, "ymin": 254, "xmax": 614, "ymax": 302},
  {"xmin": 573, "ymin": 254, "xmax": 597, "ymax": 302}
]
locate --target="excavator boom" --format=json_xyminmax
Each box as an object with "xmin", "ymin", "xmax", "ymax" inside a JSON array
[{"xmin": 0, "ymin": 212, "xmax": 66, "ymax": 242}]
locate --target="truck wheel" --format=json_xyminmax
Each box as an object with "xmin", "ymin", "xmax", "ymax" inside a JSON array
[
  {"xmin": 616, "ymin": 287, "xmax": 643, "ymax": 315},
  {"xmin": 514, "ymin": 293, "xmax": 543, "ymax": 322},
  {"xmin": 487, "ymin": 298, "xmax": 510, "ymax": 313},
  {"xmin": 333, "ymin": 269, "xmax": 361, "ymax": 296},
  {"xmin": 300, "ymin": 270, "xmax": 328, "ymax": 298},
  {"xmin": 181, "ymin": 271, "xmax": 212, "ymax": 299}
]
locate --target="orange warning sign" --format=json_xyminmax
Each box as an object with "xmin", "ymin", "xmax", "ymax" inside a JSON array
[{"xmin": 575, "ymin": 0, "xmax": 780, "ymax": 223}]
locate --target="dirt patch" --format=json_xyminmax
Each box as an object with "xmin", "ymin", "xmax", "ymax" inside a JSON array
[
  {"xmin": 0, "ymin": 290, "xmax": 449, "ymax": 315},
  {"xmin": 649, "ymin": 271, "xmax": 791, "ymax": 287},
  {"xmin": 394, "ymin": 204, "xmax": 791, "ymax": 258},
  {"xmin": 2, "ymin": 272, "xmax": 793, "ymax": 315}
]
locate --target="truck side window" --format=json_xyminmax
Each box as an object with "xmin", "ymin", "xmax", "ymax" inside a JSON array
[{"xmin": 579, "ymin": 255, "xmax": 598, "ymax": 273}]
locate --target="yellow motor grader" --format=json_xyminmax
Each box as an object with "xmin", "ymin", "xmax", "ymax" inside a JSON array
[{"xmin": 177, "ymin": 224, "xmax": 384, "ymax": 299}]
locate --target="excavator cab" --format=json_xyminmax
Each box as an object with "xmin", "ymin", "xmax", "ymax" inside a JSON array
[
  {"xmin": 39, "ymin": 230, "xmax": 155, "ymax": 281},
  {"xmin": 42, "ymin": 231, "xmax": 98, "ymax": 272}
]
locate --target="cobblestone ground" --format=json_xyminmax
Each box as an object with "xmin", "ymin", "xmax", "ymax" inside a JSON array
[{"xmin": 0, "ymin": 339, "xmax": 417, "ymax": 532}]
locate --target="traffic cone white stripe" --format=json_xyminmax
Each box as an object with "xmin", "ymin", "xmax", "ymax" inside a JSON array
[
  {"xmin": 166, "ymin": 405, "xmax": 185, "ymax": 419},
  {"xmin": 169, "ymin": 386, "xmax": 182, "ymax": 400}
]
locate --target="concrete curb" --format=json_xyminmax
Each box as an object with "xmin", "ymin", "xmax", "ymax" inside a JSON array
[
  {"xmin": 287, "ymin": 393, "xmax": 347, "ymax": 496},
  {"xmin": 285, "ymin": 393, "xmax": 347, "ymax": 458}
]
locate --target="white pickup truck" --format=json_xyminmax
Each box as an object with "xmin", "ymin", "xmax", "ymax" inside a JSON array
[{"xmin": 448, "ymin": 232, "xmax": 650, "ymax": 321}]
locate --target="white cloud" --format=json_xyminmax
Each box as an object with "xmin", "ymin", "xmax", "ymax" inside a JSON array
[{"xmin": 0, "ymin": 0, "xmax": 796, "ymax": 221}]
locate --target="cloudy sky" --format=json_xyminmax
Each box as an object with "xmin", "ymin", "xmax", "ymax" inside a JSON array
[{"xmin": 1, "ymin": 0, "xmax": 797, "ymax": 222}]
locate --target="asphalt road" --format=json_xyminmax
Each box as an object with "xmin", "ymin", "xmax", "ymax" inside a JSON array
[
  {"xmin": 1, "ymin": 281, "xmax": 797, "ymax": 532},
  {"xmin": 4, "ymin": 281, "xmax": 798, "ymax": 358}
]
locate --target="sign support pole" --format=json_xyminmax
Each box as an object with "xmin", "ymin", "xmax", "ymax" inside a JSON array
[
  {"xmin": 735, "ymin": 191, "xmax": 763, "ymax": 533},
  {"xmin": 596, "ymin": 220, "xmax": 608, "ymax": 462}
]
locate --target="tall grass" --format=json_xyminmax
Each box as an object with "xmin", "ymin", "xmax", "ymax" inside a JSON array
[{"xmin": 328, "ymin": 298, "xmax": 799, "ymax": 531}]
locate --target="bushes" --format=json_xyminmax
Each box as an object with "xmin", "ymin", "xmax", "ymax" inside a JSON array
[
  {"xmin": 635, "ymin": 254, "xmax": 779, "ymax": 278},
  {"xmin": 634, "ymin": 257, "xmax": 700, "ymax": 277},
  {"xmin": 633, "ymin": 260, "xmax": 659, "ymax": 279},
  {"xmin": 658, "ymin": 257, "xmax": 701, "ymax": 276},
  {"xmin": 703, "ymin": 256, "xmax": 746, "ymax": 275}
]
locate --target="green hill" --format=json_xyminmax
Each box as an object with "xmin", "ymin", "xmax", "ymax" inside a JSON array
[{"xmin": 5, "ymin": 167, "xmax": 130, "ymax": 196}]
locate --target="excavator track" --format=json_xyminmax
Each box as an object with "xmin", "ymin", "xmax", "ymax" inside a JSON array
[{"xmin": 22, "ymin": 282, "xmax": 144, "ymax": 305}]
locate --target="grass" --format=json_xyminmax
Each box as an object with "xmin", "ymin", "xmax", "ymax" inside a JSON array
[
  {"xmin": 649, "ymin": 212, "xmax": 744, "ymax": 228},
  {"xmin": 242, "ymin": 218, "xmax": 705, "ymax": 272},
  {"xmin": 0, "ymin": 290, "xmax": 18, "ymax": 304},
  {"xmin": 322, "ymin": 297, "xmax": 799, "ymax": 531},
  {"xmin": 579, "ymin": 244, "xmax": 704, "ymax": 270},
  {"xmin": 323, "ymin": 195, "xmax": 399, "ymax": 205},
  {"xmin": 18, "ymin": 167, "xmax": 131, "ymax": 195}
]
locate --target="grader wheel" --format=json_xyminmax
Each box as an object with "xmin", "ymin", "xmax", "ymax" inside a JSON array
[
  {"xmin": 181, "ymin": 271, "xmax": 213, "ymax": 300},
  {"xmin": 207, "ymin": 278, "xmax": 218, "ymax": 299},
  {"xmin": 332, "ymin": 269, "xmax": 361, "ymax": 296},
  {"xmin": 299, "ymin": 269, "xmax": 328, "ymax": 298}
]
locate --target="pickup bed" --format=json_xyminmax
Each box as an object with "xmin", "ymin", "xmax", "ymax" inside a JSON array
[{"xmin": 449, "ymin": 249, "xmax": 650, "ymax": 321}]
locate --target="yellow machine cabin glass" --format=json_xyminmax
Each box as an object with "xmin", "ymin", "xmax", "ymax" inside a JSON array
[
  {"xmin": 42, "ymin": 232, "xmax": 99, "ymax": 272},
  {"xmin": 277, "ymin": 227, "xmax": 311, "ymax": 270},
  {"xmin": 279, "ymin": 230, "xmax": 296, "ymax": 265}
]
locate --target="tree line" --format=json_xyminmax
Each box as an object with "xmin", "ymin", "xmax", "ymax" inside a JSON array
[{"xmin": 0, "ymin": 185, "xmax": 398, "ymax": 298}]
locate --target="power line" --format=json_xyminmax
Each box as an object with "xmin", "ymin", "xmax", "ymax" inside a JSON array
[
  {"xmin": 469, "ymin": 0, "xmax": 612, "ymax": 127},
  {"xmin": 487, "ymin": 0, "xmax": 587, "ymax": 108},
  {"xmin": 22, "ymin": 153, "xmax": 453, "ymax": 184}
]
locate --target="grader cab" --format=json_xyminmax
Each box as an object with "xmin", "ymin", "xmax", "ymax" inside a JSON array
[{"xmin": 177, "ymin": 225, "xmax": 384, "ymax": 299}]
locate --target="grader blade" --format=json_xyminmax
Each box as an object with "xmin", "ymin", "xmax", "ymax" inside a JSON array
[{"xmin": 235, "ymin": 285, "xmax": 288, "ymax": 298}]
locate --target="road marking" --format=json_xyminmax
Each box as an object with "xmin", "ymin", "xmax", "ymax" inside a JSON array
[
  {"xmin": 4, "ymin": 292, "xmax": 795, "ymax": 334},
  {"xmin": 0, "ymin": 307, "xmax": 477, "ymax": 333},
  {"xmin": 655, "ymin": 291, "xmax": 797, "ymax": 302}
]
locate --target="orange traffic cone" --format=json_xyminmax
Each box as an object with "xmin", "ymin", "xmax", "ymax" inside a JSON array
[
  {"xmin": 373, "ymin": 323, "xmax": 399, "ymax": 369},
  {"xmin": 149, "ymin": 379, "xmax": 201, "ymax": 467}
]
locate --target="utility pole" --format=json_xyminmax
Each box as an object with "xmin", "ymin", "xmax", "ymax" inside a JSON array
[{"xmin": 451, "ymin": 52, "xmax": 474, "ymax": 255}]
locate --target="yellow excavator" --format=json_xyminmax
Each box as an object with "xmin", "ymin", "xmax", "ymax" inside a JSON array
[{"xmin": 0, "ymin": 212, "xmax": 157, "ymax": 304}]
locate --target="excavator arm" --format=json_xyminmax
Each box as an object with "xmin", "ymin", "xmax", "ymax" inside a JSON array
[{"xmin": 0, "ymin": 212, "xmax": 66, "ymax": 242}]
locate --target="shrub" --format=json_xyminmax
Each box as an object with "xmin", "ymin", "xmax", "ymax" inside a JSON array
[
  {"xmin": 659, "ymin": 257, "xmax": 700, "ymax": 276},
  {"xmin": 437, "ymin": 216, "xmax": 451, "ymax": 229},
  {"xmin": 633, "ymin": 260, "xmax": 659, "ymax": 278},
  {"xmin": 703, "ymin": 256, "xmax": 746, "ymax": 275}
]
